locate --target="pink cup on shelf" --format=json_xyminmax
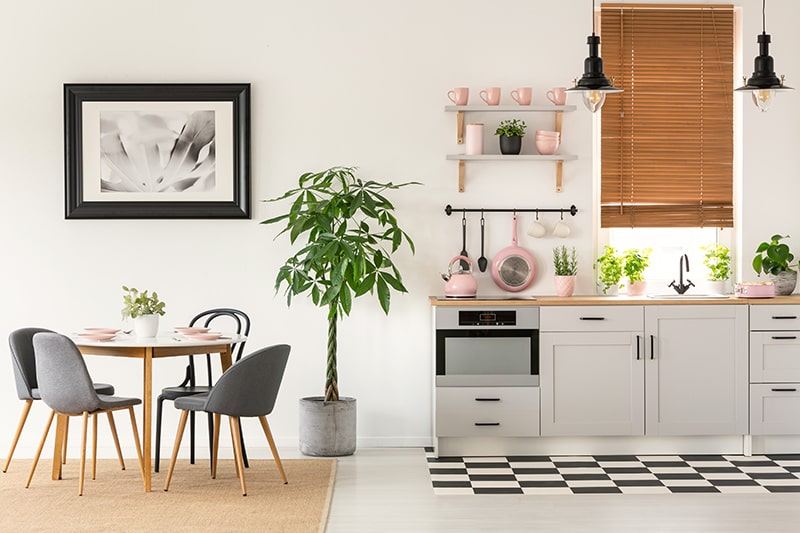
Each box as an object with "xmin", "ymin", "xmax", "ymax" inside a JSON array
[
  {"xmin": 546, "ymin": 87, "xmax": 567, "ymax": 105},
  {"xmin": 479, "ymin": 87, "xmax": 501, "ymax": 105},
  {"xmin": 511, "ymin": 87, "xmax": 532, "ymax": 105},
  {"xmin": 447, "ymin": 87, "xmax": 469, "ymax": 105}
]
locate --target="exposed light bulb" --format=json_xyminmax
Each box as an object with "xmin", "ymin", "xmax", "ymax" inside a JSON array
[
  {"xmin": 752, "ymin": 88, "xmax": 775, "ymax": 112},
  {"xmin": 583, "ymin": 90, "xmax": 606, "ymax": 113}
]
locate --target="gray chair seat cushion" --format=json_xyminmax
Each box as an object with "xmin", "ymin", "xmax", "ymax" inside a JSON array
[
  {"xmin": 96, "ymin": 394, "xmax": 141, "ymax": 411},
  {"xmin": 161, "ymin": 385, "xmax": 211, "ymax": 401},
  {"xmin": 174, "ymin": 393, "xmax": 210, "ymax": 412}
]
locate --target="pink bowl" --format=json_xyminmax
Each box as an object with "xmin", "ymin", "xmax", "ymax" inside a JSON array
[
  {"xmin": 535, "ymin": 138, "xmax": 560, "ymax": 155},
  {"xmin": 175, "ymin": 326, "xmax": 210, "ymax": 334},
  {"xmin": 535, "ymin": 130, "xmax": 560, "ymax": 137}
]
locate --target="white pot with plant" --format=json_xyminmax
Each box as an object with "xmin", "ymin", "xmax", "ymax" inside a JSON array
[
  {"xmin": 701, "ymin": 243, "xmax": 731, "ymax": 294},
  {"xmin": 553, "ymin": 245, "xmax": 577, "ymax": 297},
  {"xmin": 121, "ymin": 286, "xmax": 166, "ymax": 338},
  {"xmin": 262, "ymin": 166, "xmax": 418, "ymax": 456},
  {"xmin": 596, "ymin": 245, "xmax": 623, "ymax": 295},
  {"xmin": 623, "ymin": 248, "xmax": 651, "ymax": 296},
  {"xmin": 753, "ymin": 234, "xmax": 797, "ymax": 295}
]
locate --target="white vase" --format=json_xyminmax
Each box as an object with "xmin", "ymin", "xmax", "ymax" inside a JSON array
[
  {"xmin": 554, "ymin": 275, "xmax": 576, "ymax": 297},
  {"xmin": 707, "ymin": 279, "xmax": 726, "ymax": 295},
  {"xmin": 598, "ymin": 282, "xmax": 619, "ymax": 296},
  {"xmin": 133, "ymin": 314, "xmax": 159, "ymax": 338}
]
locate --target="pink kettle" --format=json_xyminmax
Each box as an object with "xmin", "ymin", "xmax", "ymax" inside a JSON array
[{"xmin": 443, "ymin": 256, "xmax": 478, "ymax": 298}]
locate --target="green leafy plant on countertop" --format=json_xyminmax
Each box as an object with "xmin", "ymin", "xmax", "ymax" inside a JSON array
[
  {"xmin": 121, "ymin": 286, "xmax": 166, "ymax": 319},
  {"xmin": 753, "ymin": 234, "xmax": 796, "ymax": 276},
  {"xmin": 622, "ymin": 248, "xmax": 651, "ymax": 283},
  {"xmin": 701, "ymin": 243, "xmax": 732, "ymax": 281},
  {"xmin": 553, "ymin": 245, "xmax": 578, "ymax": 276},
  {"xmin": 596, "ymin": 245, "xmax": 623, "ymax": 293},
  {"xmin": 494, "ymin": 119, "xmax": 527, "ymax": 137}
]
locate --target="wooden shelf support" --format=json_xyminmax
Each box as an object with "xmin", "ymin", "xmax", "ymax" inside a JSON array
[
  {"xmin": 456, "ymin": 111, "xmax": 464, "ymax": 144},
  {"xmin": 458, "ymin": 160, "xmax": 465, "ymax": 192},
  {"xmin": 556, "ymin": 161, "xmax": 563, "ymax": 193}
]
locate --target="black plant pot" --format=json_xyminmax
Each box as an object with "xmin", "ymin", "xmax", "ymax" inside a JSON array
[{"xmin": 499, "ymin": 135, "xmax": 522, "ymax": 155}]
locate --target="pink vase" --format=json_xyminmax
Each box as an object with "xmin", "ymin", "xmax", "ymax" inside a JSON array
[
  {"xmin": 626, "ymin": 280, "xmax": 647, "ymax": 296},
  {"xmin": 554, "ymin": 275, "xmax": 576, "ymax": 297}
]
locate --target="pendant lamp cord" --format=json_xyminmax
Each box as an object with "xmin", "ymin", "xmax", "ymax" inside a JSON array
[
  {"xmin": 762, "ymin": 0, "xmax": 766, "ymax": 34},
  {"xmin": 592, "ymin": 0, "xmax": 596, "ymax": 36}
]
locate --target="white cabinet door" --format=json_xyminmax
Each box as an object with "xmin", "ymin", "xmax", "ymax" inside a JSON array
[
  {"xmin": 540, "ymin": 332, "xmax": 644, "ymax": 436},
  {"xmin": 750, "ymin": 331, "xmax": 800, "ymax": 382},
  {"xmin": 644, "ymin": 305, "xmax": 748, "ymax": 436}
]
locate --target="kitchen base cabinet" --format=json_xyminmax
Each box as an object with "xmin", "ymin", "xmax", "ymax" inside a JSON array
[
  {"xmin": 750, "ymin": 384, "xmax": 800, "ymax": 435},
  {"xmin": 435, "ymin": 386, "xmax": 540, "ymax": 437}
]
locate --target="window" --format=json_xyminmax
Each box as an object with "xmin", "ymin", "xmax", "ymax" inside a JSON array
[{"xmin": 599, "ymin": 4, "xmax": 735, "ymax": 229}]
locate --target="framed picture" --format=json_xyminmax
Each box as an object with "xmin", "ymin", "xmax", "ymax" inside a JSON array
[{"xmin": 64, "ymin": 83, "xmax": 250, "ymax": 219}]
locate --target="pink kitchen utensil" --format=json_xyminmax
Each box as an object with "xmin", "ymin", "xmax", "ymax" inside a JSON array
[{"xmin": 491, "ymin": 214, "xmax": 536, "ymax": 292}]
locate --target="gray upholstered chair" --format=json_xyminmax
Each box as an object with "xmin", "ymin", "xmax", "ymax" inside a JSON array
[
  {"xmin": 26, "ymin": 332, "xmax": 145, "ymax": 495},
  {"xmin": 3, "ymin": 327, "xmax": 121, "ymax": 473},
  {"xmin": 164, "ymin": 344, "xmax": 290, "ymax": 496}
]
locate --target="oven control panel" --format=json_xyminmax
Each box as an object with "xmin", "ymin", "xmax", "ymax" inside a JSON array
[
  {"xmin": 435, "ymin": 306, "xmax": 539, "ymax": 330},
  {"xmin": 459, "ymin": 310, "xmax": 517, "ymax": 326}
]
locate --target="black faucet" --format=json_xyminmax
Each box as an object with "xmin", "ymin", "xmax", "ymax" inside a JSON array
[{"xmin": 668, "ymin": 254, "xmax": 695, "ymax": 294}]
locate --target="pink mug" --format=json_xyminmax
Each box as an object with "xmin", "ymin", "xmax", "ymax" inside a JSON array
[
  {"xmin": 546, "ymin": 87, "xmax": 567, "ymax": 105},
  {"xmin": 479, "ymin": 87, "xmax": 501, "ymax": 106},
  {"xmin": 511, "ymin": 87, "xmax": 532, "ymax": 105},
  {"xmin": 447, "ymin": 87, "xmax": 469, "ymax": 105}
]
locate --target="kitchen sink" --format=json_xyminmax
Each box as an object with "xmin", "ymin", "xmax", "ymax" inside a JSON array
[{"xmin": 647, "ymin": 294, "xmax": 729, "ymax": 300}]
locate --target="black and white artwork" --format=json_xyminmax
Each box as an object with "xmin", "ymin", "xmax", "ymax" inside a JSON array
[{"xmin": 64, "ymin": 83, "xmax": 250, "ymax": 219}]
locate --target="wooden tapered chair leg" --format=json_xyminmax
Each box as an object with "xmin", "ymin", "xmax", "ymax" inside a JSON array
[
  {"xmin": 126, "ymin": 407, "xmax": 145, "ymax": 482},
  {"xmin": 25, "ymin": 410, "xmax": 55, "ymax": 489},
  {"xmin": 228, "ymin": 420, "xmax": 241, "ymax": 478},
  {"xmin": 164, "ymin": 410, "xmax": 189, "ymax": 492},
  {"xmin": 258, "ymin": 415, "xmax": 288, "ymax": 484},
  {"xmin": 61, "ymin": 416, "xmax": 69, "ymax": 465},
  {"xmin": 78, "ymin": 412, "xmax": 89, "ymax": 496},
  {"xmin": 3, "ymin": 399, "xmax": 33, "ymax": 473},
  {"xmin": 229, "ymin": 417, "xmax": 247, "ymax": 496},
  {"xmin": 106, "ymin": 411, "xmax": 125, "ymax": 470},
  {"xmin": 212, "ymin": 413, "xmax": 221, "ymax": 479}
]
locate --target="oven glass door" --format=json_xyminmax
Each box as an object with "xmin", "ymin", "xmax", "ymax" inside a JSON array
[{"xmin": 436, "ymin": 329, "xmax": 539, "ymax": 386}]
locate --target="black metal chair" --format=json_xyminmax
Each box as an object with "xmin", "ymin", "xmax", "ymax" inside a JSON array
[
  {"xmin": 4, "ymin": 327, "xmax": 121, "ymax": 474},
  {"xmin": 154, "ymin": 308, "xmax": 250, "ymax": 472},
  {"xmin": 164, "ymin": 344, "xmax": 290, "ymax": 495}
]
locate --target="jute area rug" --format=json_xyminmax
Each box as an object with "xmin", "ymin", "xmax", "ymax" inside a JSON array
[{"xmin": 0, "ymin": 458, "xmax": 336, "ymax": 533}]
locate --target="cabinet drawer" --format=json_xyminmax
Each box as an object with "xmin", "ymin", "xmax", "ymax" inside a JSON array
[
  {"xmin": 750, "ymin": 305, "xmax": 800, "ymax": 331},
  {"xmin": 750, "ymin": 383, "xmax": 800, "ymax": 435},
  {"xmin": 540, "ymin": 306, "xmax": 643, "ymax": 332},
  {"xmin": 436, "ymin": 387, "xmax": 539, "ymax": 437},
  {"xmin": 750, "ymin": 332, "xmax": 800, "ymax": 382}
]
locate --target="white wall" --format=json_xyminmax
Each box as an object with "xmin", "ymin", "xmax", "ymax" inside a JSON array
[{"xmin": 0, "ymin": 0, "xmax": 798, "ymax": 457}]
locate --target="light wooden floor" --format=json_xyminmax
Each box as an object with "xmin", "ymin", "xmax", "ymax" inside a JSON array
[{"xmin": 324, "ymin": 448, "xmax": 800, "ymax": 532}]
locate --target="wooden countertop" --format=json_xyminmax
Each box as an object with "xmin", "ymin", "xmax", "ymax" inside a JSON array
[{"xmin": 429, "ymin": 295, "xmax": 800, "ymax": 306}]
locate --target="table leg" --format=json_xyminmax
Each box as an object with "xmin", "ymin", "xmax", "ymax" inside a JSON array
[
  {"xmin": 220, "ymin": 344, "xmax": 232, "ymax": 372},
  {"xmin": 51, "ymin": 414, "xmax": 67, "ymax": 480},
  {"xmin": 142, "ymin": 346, "xmax": 154, "ymax": 491}
]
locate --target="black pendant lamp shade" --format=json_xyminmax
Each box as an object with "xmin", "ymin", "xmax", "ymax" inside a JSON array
[
  {"xmin": 735, "ymin": 0, "xmax": 793, "ymax": 112},
  {"xmin": 567, "ymin": 2, "xmax": 622, "ymax": 112}
]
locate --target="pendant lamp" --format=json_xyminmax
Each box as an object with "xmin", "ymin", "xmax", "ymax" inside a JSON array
[
  {"xmin": 735, "ymin": 0, "xmax": 793, "ymax": 112},
  {"xmin": 567, "ymin": 0, "xmax": 622, "ymax": 112}
]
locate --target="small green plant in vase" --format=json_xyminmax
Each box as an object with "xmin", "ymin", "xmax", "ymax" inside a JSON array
[
  {"xmin": 121, "ymin": 286, "xmax": 166, "ymax": 337},
  {"xmin": 622, "ymin": 248, "xmax": 651, "ymax": 296},
  {"xmin": 553, "ymin": 245, "xmax": 577, "ymax": 297},
  {"xmin": 701, "ymin": 243, "xmax": 731, "ymax": 294},
  {"xmin": 596, "ymin": 245, "xmax": 623, "ymax": 295},
  {"xmin": 495, "ymin": 118, "xmax": 527, "ymax": 155},
  {"xmin": 753, "ymin": 234, "xmax": 797, "ymax": 295}
]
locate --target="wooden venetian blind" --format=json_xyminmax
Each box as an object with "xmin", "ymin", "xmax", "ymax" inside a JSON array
[{"xmin": 600, "ymin": 4, "xmax": 734, "ymax": 228}]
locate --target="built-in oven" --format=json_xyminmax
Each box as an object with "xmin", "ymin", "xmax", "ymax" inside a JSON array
[{"xmin": 435, "ymin": 306, "xmax": 539, "ymax": 386}]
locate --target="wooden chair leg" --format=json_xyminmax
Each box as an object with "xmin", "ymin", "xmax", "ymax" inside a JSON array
[
  {"xmin": 126, "ymin": 407, "xmax": 145, "ymax": 484},
  {"xmin": 3, "ymin": 399, "xmax": 33, "ymax": 473},
  {"xmin": 106, "ymin": 411, "xmax": 125, "ymax": 470},
  {"xmin": 212, "ymin": 413, "xmax": 221, "ymax": 479},
  {"xmin": 228, "ymin": 419, "xmax": 240, "ymax": 477},
  {"xmin": 79, "ymin": 412, "xmax": 89, "ymax": 496},
  {"xmin": 258, "ymin": 416, "xmax": 288, "ymax": 484},
  {"xmin": 61, "ymin": 416, "xmax": 69, "ymax": 465},
  {"xmin": 164, "ymin": 410, "xmax": 189, "ymax": 492},
  {"xmin": 25, "ymin": 410, "xmax": 55, "ymax": 489},
  {"xmin": 229, "ymin": 417, "xmax": 247, "ymax": 496},
  {"xmin": 92, "ymin": 414, "xmax": 98, "ymax": 480}
]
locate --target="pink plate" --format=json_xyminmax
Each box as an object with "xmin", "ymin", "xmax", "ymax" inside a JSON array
[
  {"xmin": 182, "ymin": 332, "xmax": 222, "ymax": 341},
  {"xmin": 77, "ymin": 332, "xmax": 116, "ymax": 342},
  {"xmin": 83, "ymin": 327, "xmax": 121, "ymax": 334},
  {"xmin": 175, "ymin": 326, "xmax": 211, "ymax": 334}
]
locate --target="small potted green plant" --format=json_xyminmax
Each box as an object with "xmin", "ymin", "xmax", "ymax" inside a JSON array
[
  {"xmin": 701, "ymin": 243, "xmax": 731, "ymax": 294},
  {"xmin": 753, "ymin": 234, "xmax": 797, "ymax": 295},
  {"xmin": 553, "ymin": 245, "xmax": 577, "ymax": 297},
  {"xmin": 595, "ymin": 245, "xmax": 623, "ymax": 295},
  {"xmin": 495, "ymin": 118, "xmax": 527, "ymax": 155},
  {"xmin": 121, "ymin": 286, "xmax": 166, "ymax": 337},
  {"xmin": 622, "ymin": 248, "xmax": 651, "ymax": 296}
]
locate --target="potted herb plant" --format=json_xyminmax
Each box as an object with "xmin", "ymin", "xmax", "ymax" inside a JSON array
[
  {"xmin": 121, "ymin": 286, "xmax": 166, "ymax": 338},
  {"xmin": 753, "ymin": 234, "xmax": 797, "ymax": 295},
  {"xmin": 552, "ymin": 245, "xmax": 578, "ymax": 297},
  {"xmin": 701, "ymin": 243, "xmax": 732, "ymax": 294},
  {"xmin": 494, "ymin": 118, "xmax": 527, "ymax": 155},
  {"xmin": 262, "ymin": 166, "xmax": 418, "ymax": 456},
  {"xmin": 596, "ymin": 245, "xmax": 623, "ymax": 295},
  {"xmin": 622, "ymin": 248, "xmax": 651, "ymax": 296}
]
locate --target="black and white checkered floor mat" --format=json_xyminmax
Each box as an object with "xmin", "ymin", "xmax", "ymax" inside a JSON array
[{"xmin": 425, "ymin": 448, "xmax": 800, "ymax": 494}]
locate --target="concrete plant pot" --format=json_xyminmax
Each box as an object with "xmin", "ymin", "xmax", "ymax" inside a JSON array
[
  {"xmin": 299, "ymin": 396, "xmax": 356, "ymax": 457},
  {"xmin": 770, "ymin": 270, "xmax": 798, "ymax": 296}
]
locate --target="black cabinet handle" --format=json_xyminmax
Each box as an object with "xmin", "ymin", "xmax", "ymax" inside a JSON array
[
  {"xmin": 636, "ymin": 335, "xmax": 641, "ymax": 360},
  {"xmin": 771, "ymin": 316, "xmax": 798, "ymax": 320},
  {"xmin": 474, "ymin": 422, "xmax": 500, "ymax": 426},
  {"xmin": 580, "ymin": 317, "xmax": 606, "ymax": 321},
  {"xmin": 771, "ymin": 336, "xmax": 798, "ymax": 340},
  {"xmin": 771, "ymin": 388, "xmax": 798, "ymax": 392},
  {"xmin": 650, "ymin": 335, "xmax": 655, "ymax": 360},
  {"xmin": 474, "ymin": 398, "xmax": 501, "ymax": 402}
]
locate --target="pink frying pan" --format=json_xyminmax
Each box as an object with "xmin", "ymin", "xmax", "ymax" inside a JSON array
[{"xmin": 491, "ymin": 214, "xmax": 536, "ymax": 292}]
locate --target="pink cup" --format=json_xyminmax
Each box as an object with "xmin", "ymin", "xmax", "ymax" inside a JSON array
[
  {"xmin": 546, "ymin": 87, "xmax": 567, "ymax": 105},
  {"xmin": 448, "ymin": 87, "xmax": 469, "ymax": 105},
  {"xmin": 479, "ymin": 87, "xmax": 501, "ymax": 105},
  {"xmin": 511, "ymin": 87, "xmax": 532, "ymax": 105}
]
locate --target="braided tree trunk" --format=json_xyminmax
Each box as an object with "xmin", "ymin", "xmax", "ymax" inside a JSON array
[{"xmin": 324, "ymin": 304, "xmax": 339, "ymax": 402}]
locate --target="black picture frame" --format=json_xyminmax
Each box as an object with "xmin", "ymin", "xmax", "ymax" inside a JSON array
[{"xmin": 64, "ymin": 83, "xmax": 251, "ymax": 219}]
